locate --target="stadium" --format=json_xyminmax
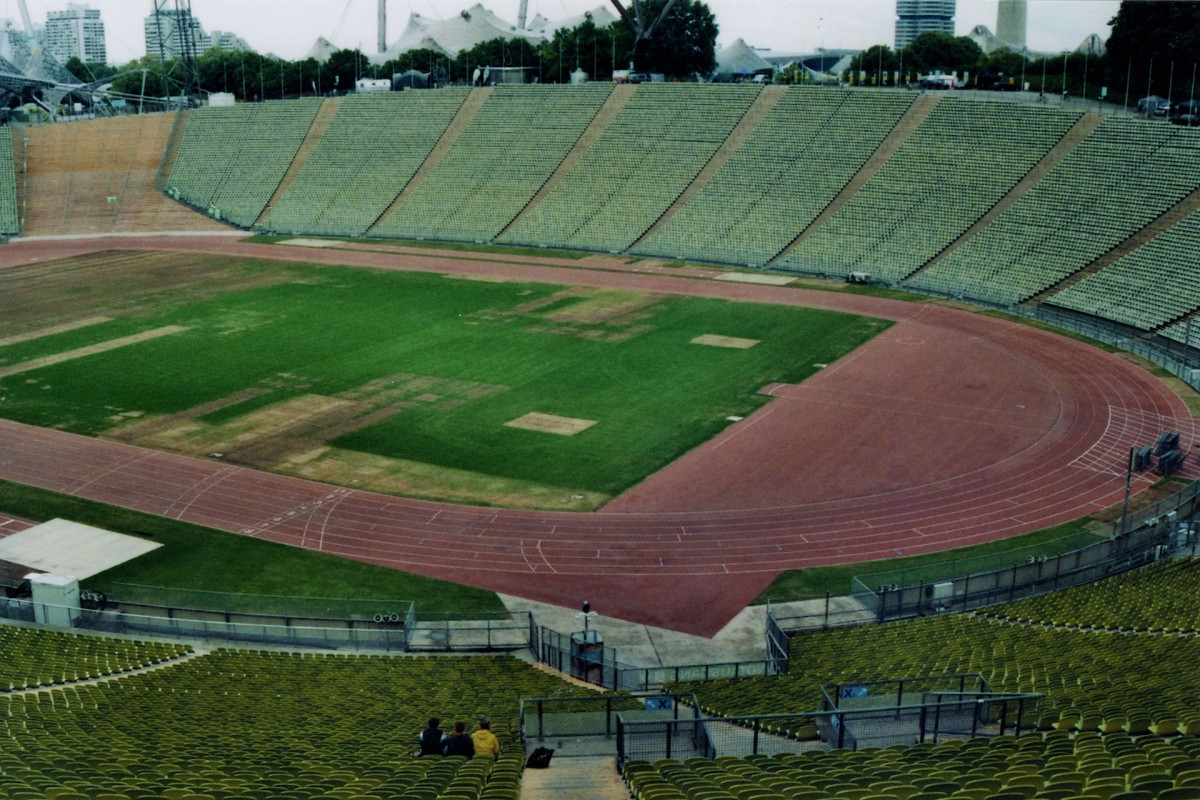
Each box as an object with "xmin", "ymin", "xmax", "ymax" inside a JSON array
[{"xmin": 2, "ymin": 80, "xmax": 1200, "ymax": 799}]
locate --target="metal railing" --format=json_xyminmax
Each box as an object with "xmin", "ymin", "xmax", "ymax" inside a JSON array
[
  {"xmin": 853, "ymin": 494, "xmax": 1199, "ymax": 622},
  {"xmin": 535, "ymin": 624, "xmax": 784, "ymax": 692},
  {"xmin": 615, "ymin": 690, "xmax": 1043, "ymax": 768},
  {"xmin": 0, "ymin": 597, "xmax": 410, "ymax": 651}
]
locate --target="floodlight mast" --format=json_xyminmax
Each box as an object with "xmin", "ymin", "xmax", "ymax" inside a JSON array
[
  {"xmin": 152, "ymin": 0, "xmax": 201, "ymax": 108},
  {"xmin": 608, "ymin": 0, "xmax": 679, "ymax": 72}
]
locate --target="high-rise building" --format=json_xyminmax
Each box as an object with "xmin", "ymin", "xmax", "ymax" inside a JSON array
[
  {"xmin": 44, "ymin": 3, "xmax": 106, "ymax": 65},
  {"xmin": 895, "ymin": 0, "xmax": 956, "ymax": 50},
  {"xmin": 144, "ymin": 7, "xmax": 211, "ymax": 60},
  {"xmin": 996, "ymin": 0, "xmax": 1027, "ymax": 50},
  {"xmin": 209, "ymin": 30, "xmax": 251, "ymax": 53}
]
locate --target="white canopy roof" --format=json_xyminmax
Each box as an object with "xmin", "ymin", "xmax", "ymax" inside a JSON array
[{"xmin": 0, "ymin": 518, "xmax": 161, "ymax": 580}]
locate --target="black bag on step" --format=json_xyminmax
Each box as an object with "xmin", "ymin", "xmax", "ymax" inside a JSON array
[{"xmin": 525, "ymin": 746, "xmax": 555, "ymax": 768}]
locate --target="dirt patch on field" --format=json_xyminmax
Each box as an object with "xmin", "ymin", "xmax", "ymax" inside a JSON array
[
  {"xmin": 106, "ymin": 372, "xmax": 507, "ymax": 469},
  {"xmin": 470, "ymin": 288, "xmax": 662, "ymax": 343},
  {"xmin": 0, "ymin": 316, "xmax": 112, "ymax": 348},
  {"xmin": 505, "ymin": 412, "xmax": 597, "ymax": 436},
  {"xmin": 544, "ymin": 289, "xmax": 660, "ymax": 324},
  {"xmin": 0, "ymin": 326, "xmax": 187, "ymax": 378},
  {"xmin": 691, "ymin": 334, "xmax": 760, "ymax": 350},
  {"xmin": 0, "ymin": 251, "xmax": 295, "ymax": 336},
  {"xmin": 276, "ymin": 446, "xmax": 609, "ymax": 510}
]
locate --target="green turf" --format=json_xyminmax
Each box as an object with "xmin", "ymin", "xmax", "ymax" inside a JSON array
[
  {"xmin": 0, "ymin": 257, "xmax": 889, "ymax": 500},
  {"xmin": 243, "ymin": 234, "xmax": 592, "ymax": 261},
  {"xmin": 754, "ymin": 517, "xmax": 1100, "ymax": 603},
  {"xmin": 0, "ymin": 479, "xmax": 504, "ymax": 614}
]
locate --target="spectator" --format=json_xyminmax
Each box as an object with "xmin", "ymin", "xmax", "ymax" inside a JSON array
[
  {"xmin": 471, "ymin": 717, "xmax": 500, "ymax": 758},
  {"xmin": 444, "ymin": 721, "xmax": 474, "ymax": 757},
  {"xmin": 418, "ymin": 717, "xmax": 445, "ymax": 756}
]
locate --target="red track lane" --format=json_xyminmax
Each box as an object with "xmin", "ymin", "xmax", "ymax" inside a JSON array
[{"xmin": 0, "ymin": 237, "xmax": 1197, "ymax": 636}]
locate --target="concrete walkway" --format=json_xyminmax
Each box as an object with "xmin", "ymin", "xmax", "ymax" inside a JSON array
[
  {"xmin": 501, "ymin": 593, "xmax": 874, "ymax": 669},
  {"xmin": 520, "ymin": 756, "xmax": 628, "ymax": 800}
]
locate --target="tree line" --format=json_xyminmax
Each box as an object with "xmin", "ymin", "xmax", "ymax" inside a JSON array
[
  {"xmin": 844, "ymin": 1, "xmax": 1200, "ymax": 106},
  {"xmin": 64, "ymin": 0, "xmax": 717, "ymax": 105}
]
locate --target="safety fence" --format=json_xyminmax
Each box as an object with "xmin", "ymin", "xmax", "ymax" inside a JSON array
[
  {"xmin": 615, "ymin": 689, "xmax": 1043, "ymax": 768},
  {"xmin": 0, "ymin": 597, "xmax": 410, "ymax": 650},
  {"xmin": 1017, "ymin": 304, "xmax": 1200, "ymax": 392},
  {"xmin": 535, "ymin": 624, "xmax": 782, "ymax": 692},
  {"xmin": 853, "ymin": 489, "xmax": 1200, "ymax": 621},
  {"xmin": 0, "ymin": 581, "xmax": 535, "ymax": 652}
]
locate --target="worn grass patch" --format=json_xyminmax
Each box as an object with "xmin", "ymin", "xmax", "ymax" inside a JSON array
[{"xmin": 505, "ymin": 412, "xmax": 597, "ymax": 436}]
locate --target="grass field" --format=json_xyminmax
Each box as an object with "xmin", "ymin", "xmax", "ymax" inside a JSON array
[{"xmin": 0, "ymin": 252, "xmax": 890, "ymax": 510}]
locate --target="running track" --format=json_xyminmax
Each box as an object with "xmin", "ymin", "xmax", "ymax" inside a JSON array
[{"xmin": 0, "ymin": 236, "xmax": 1197, "ymax": 636}]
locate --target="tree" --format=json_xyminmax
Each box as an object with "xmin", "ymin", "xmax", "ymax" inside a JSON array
[
  {"xmin": 63, "ymin": 57, "xmax": 118, "ymax": 83},
  {"xmin": 456, "ymin": 37, "xmax": 541, "ymax": 82},
  {"xmin": 848, "ymin": 45, "xmax": 900, "ymax": 86},
  {"xmin": 325, "ymin": 49, "xmax": 369, "ymax": 93},
  {"xmin": 538, "ymin": 18, "xmax": 631, "ymax": 83},
  {"xmin": 901, "ymin": 32, "xmax": 983, "ymax": 77},
  {"xmin": 1106, "ymin": 1, "xmax": 1200, "ymax": 101},
  {"xmin": 108, "ymin": 56, "xmax": 169, "ymax": 104},
  {"xmin": 636, "ymin": 0, "xmax": 718, "ymax": 78}
]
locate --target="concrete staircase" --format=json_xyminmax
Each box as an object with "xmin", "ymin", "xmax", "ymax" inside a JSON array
[
  {"xmin": 1029, "ymin": 183, "xmax": 1200, "ymax": 305},
  {"xmin": 368, "ymin": 87, "xmax": 492, "ymax": 235},
  {"xmin": 255, "ymin": 96, "xmax": 343, "ymax": 227},
  {"xmin": 628, "ymin": 85, "xmax": 786, "ymax": 251},
  {"xmin": 769, "ymin": 92, "xmax": 940, "ymax": 263},
  {"xmin": 910, "ymin": 113, "xmax": 1106, "ymax": 280},
  {"xmin": 520, "ymin": 756, "xmax": 628, "ymax": 800},
  {"xmin": 497, "ymin": 84, "xmax": 635, "ymax": 240}
]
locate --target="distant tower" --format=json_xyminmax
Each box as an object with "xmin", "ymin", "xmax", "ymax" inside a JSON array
[
  {"xmin": 895, "ymin": 0, "xmax": 956, "ymax": 50},
  {"xmin": 996, "ymin": 0, "xmax": 1027, "ymax": 50},
  {"xmin": 378, "ymin": 0, "xmax": 386, "ymax": 54}
]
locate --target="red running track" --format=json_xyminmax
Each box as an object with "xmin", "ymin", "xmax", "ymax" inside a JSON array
[{"xmin": 0, "ymin": 236, "xmax": 1197, "ymax": 636}]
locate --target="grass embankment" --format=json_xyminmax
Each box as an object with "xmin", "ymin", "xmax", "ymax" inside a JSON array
[{"xmin": 755, "ymin": 518, "xmax": 1100, "ymax": 603}]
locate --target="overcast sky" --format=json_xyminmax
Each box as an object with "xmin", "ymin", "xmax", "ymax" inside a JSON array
[{"xmin": 2, "ymin": 0, "xmax": 1121, "ymax": 64}]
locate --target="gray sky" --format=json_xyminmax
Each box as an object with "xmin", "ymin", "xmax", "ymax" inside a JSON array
[{"xmin": 4, "ymin": 0, "xmax": 1120, "ymax": 64}]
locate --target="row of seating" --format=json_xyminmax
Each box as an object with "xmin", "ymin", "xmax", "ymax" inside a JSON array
[
  {"xmin": 675, "ymin": 561, "xmax": 1200, "ymax": 737},
  {"xmin": 0, "ymin": 624, "xmax": 190, "ymax": 690},
  {"xmin": 1046, "ymin": 206, "xmax": 1200, "ymax": 330},
  {"xmin": 624, "ymin": 733, "xmax": 1200, "ymax": 800},
  {"xmin": 167, "ymin": 99, "xmax": 323, "ymax": 227},
  {"xmin": 499, "ymin": 84, "xmax": 761, "ymax": 253},
  {"xmin": 975, "ymin": 558, "xmax": 1200, "ymax": 633},
  {"xmin": 632, "ymin": 88, "xmax": 915, "ymax": 267},
  {"xmin": 779, "ymin": 98, "xmax": 1080, "ymax": 281},
  {"xmin": 260, "ymin": 91, "xmax": 471, "ymax": 237},
  {"xmin": 0, "ymin": 637, "xmax": 590, "ymax": 800},
  {"xmin": 0, "ymin": 131, "xmax": 20, "ymax": 235},
  {"xmin": 908, "ymin": 119, "xmax": 1200, "ymax": 306},
  {"xmin": 373, "ymin": 84, "xmax": 615, "ymax": 243}
]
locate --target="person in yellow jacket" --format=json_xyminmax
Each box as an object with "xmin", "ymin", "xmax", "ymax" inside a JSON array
[{"xmin": 471, "ymin": 717, "xmax": 500, "ymax": 758}]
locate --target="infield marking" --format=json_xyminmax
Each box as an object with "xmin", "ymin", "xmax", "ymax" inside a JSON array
[
  {"xmin": 0, "ymin": 326, "xmax": 188, "ymax": 378},
  {"xmin": 0, "ymin": 315, "xmax": 113, "ymax": 347},
  {"xmin": 505, "ymin": 412, "xmax": 597, "ymax": 436},
  {"xmin": 692, "ymin": 334, "xmax": 760, "ymax": 349}
]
